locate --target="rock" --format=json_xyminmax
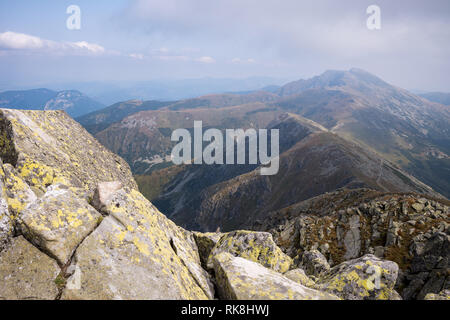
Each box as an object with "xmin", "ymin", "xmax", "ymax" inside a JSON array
[
  {"xmin": 17, "ymin": 184, "xmax": 102, "ymax": 265},
  {"xmin": 193, "ymin": 232, "xmax": 223, "ymax": 268},
  {"xmin": 385, "ymin": 220, "xmax": 400, "ymax": 246},
  {"xmin": 298, "ymin": 249, "xmax": 330, "ymax": 277},
  {"xmin": 283, "ymin": 268, "xmax": 316, "ymax": 288},
  {"xmin": 258, "ymin": 191, "xmax": 449, "ymax": 300},
  {"xmin": 62, "ymin": 188, "xmax": 212, "ymax": 300},
  {"xmin": 424, "ymin": 290, "xmax": 450, "ymax": 300},
  {"xmin": 212, "ymin": 252, "xmax": 339, "ymax": 300},
  {"xmin": 0, "ymin": 164, "xmax": 12, "ymax": 252},
  {"xmin": 0, "ymin": 236, "xmax": 60, "ymax": 299},
  {"xmin": 0, "ymin": 109, "xmax": 137, "ymax": 194},
  {"xmin": 412, "ymin": 203, "xmax": 424, "ymax": 212},
  {"xmin": 403, "ymin": 231, "xmax": 449, "ymax": 300},
  {"xmin": 92, "ymin": 181, "xmax": 123, "ymax": 211},
  {"xmin": 317, "ymin": 254, "xmax": 399, "ymax": 300},
  {"xmin": 2, "ymin": 163, "xmax": 37, "ymax": 215},
  {"xmin": 208, "ymin": 230, "xmax": 292, "ymax": 273},
  {"xmin": 343, "ymin": 215, "xmax": 361, "ymax": 260}
]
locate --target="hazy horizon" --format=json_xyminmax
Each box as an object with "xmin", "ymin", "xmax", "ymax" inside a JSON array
[{"xmin": 1, "ymin": 0, "xmax": 450, "ymax": 92}]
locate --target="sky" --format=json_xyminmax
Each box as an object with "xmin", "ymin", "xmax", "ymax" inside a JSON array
[{"xmin": 0, "ymin": 0, "xmax": 449, "ymax": 92}]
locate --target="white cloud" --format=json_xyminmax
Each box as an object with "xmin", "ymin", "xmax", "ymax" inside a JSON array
[
  {"xmin": 129, "ymin": 53, "xmax": 144, "ymax": 59},
  {"xmin": 196, "ymin": 56, "xmax": 215, "ymax": 64},
  {"xmin": 0, "ymin": 31, "xmax": 106, "ymax": 56},
  {"xmin": 231, "ymin": 57, "xmax": 256, "ymax": 64},
  {"xmin": 156, "ymin": 55, "xmax": 190, "ymax": 61},
  {"xmin": 0, "ymin": 31, "xmax": 44, "ymax": 50}
]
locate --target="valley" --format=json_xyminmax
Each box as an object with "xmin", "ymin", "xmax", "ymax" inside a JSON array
[{"xmin": 74, "ymin": 69, "xmax": 449, "ymax": 233}]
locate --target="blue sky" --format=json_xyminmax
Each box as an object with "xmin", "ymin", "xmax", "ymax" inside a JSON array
[{"xmin": 1, "ymin": 0, "xmax": 449, "ymax": 91}]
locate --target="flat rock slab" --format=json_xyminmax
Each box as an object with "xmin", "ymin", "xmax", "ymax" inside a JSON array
[
  {"xmin": 0, "ymin": 236, "xmax": 60, "ymax": 300},
  {"xmin": 19, "ymin": 185, "xmax": 102, "ymax": 265},
  {"xmin": 212, "ymin": 252, "xmax": 339, "ymax": 300}
]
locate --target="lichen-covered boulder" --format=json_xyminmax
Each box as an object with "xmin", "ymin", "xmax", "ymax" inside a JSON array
[
  {"xmin": 0, "ymin": 236, "xmax": 60, "ymax": 299},
  {"xmin": 0, "ymin": 109, "xmax": 137, "ymax": 194},
  {"xmin": 18, "ymin": 184, "xmax": 102, "ymax": 265},
  {"xmin": 296, "ymin": 250, "xmax": 330, "ymax": 277},
  {"xmin": 194, "ymin": 232, "xmax": 223, "ymax": 267},
  {"xmin": 283, "ymin": 268, "xmax": 316, "ymax": 288},
  {"xmin": 317, "ymin": 254, "xmax": 400, "ymax": 300},
  {"xmin": 0, "ymin": 163, "xmax": 12, "ymax": 252},
  {"xmin": 212, "ymin": 252, "xmax": 339, "ymax": 300},
  {"xmin": 208, "ymin": 230, "xmax": 292, "ymax": 273},
  {"xmin": 62, "ymin": 187, "xmax": 213, "ymax": 300},
  {"xmin": 424, "ymin": 290, "xmax": 450, "ymax": 300},
  {"xmin": 2, "ymin": 163, "xmax": 37, "ymax": 215}
]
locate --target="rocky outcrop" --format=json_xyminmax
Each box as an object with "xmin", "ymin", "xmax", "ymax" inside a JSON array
[
  {"xmin": 0, "ymin": 109, "xmax": 446, "ymax": 300},
  {"xmin": 0, "ymin": 109, "xmax": 211, "ymax": 300},
  {"xmin": 255, "ymin": 188, "xmax": 449, "ymax": 299},
  {"xmin": 0, "ymin": 109, "xmax": 137, "ymax": 194}
]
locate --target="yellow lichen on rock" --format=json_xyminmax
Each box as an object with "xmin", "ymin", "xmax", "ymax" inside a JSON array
[
  {"xmin": 0, "ymin": 108, "xmax": 137, "ymax": 194},
  {"xmin": 317, "ymin": 254, "xmax": 400, "ymax": 300},
  {"xmin": 208, "ymin": 230, "xmax": 293, "ymax": 273},
  {"xmin": 18, "ymin": 184, "xmax": 102, "ymax": 265},
  {"xmin": 2, "ymin": 163, "xmax": 37, "ymax": 215},
  {"xmin": 212, "ymin": 252, "xmax": 339, "ymax": 300},
  {"xmin": 62, "ymin": 187, "xmax": 213, "ymax": 300}
]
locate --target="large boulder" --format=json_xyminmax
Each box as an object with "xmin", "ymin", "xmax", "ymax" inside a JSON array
[
  {"xmin": 18, "ymin": 184, "xmax": 102, "ymax": 265},
  {"xmin": 0, "ymin": 236, "xmax": 60, "ymax": 299},
  {"xmin": 208, "ymin": 230, "xmax": 292, "ymax": 273},
  {"xmin": 212, "ymin": 252, "xmax": 339, "ymax": 300},
  {"xmin": 317, "ymin": 254, "xmax": 400, "ymax": 300},
  {"xmin": 0, "ymin": 109, "xmax": 137, "ymax": 194},
  {"xmin": 62, "ymin": 187, "xmax": 213, "ymax": 300}
]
